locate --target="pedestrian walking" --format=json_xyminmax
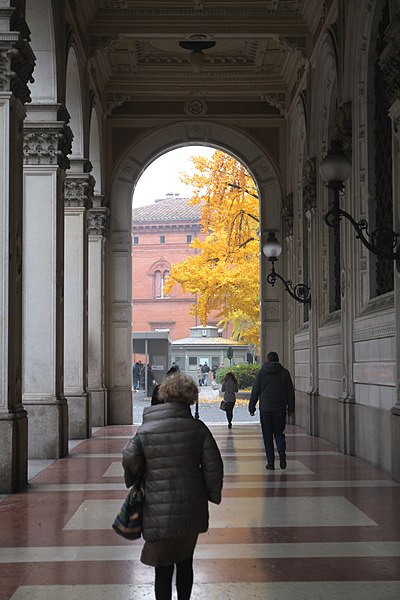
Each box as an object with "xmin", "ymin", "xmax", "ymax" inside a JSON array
[
  {"xmin": 221, "ymin": 372, "xmax": 238, "ymax": 429},
  {"xmin": 132, "ymin": 361, "xmax": 141, "ymax": 391},
  {"xmin": 123, "ymin": 373, "xmax": 223, "ymax": 600},
  {"xmin": 248, "ymin": 351, "xmax": 295, "ymax": 470},
  {"xmin": 151, "ymin": 365, "xmax": 180, "ymax": 406}
]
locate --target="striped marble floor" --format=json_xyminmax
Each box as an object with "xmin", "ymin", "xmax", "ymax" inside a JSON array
[{"xmin": 1, "ymin": 422, "xmax": 400, "ymax": 599}]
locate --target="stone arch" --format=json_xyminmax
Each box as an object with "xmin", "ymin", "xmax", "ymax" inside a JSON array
[
  {"xmin": 65, "ymin": 45, "xmax": 84, "ymax": 158},
  {"xmin": 106, "ymin": 121, "xmax": 283, "ymax": 424},
  {"xmin": 89, "ymin": 102, "xmax": 103, "ymax": 194},
  {"xmin": 25, "ymin": 0, "xmax": 58, "ymax": 103}
]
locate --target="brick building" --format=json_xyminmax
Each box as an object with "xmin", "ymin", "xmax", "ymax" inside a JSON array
[{"xmin": 132, "ymin": 193, "xmax": 224, "ymax": 342}]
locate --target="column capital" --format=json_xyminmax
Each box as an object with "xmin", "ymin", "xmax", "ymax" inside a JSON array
[
  {"xmin": 88, "ymin": 206, "xmax": 110, "ymax": 237},
  {"xmin": 23, "ymin": 120, "xmax": 73, "ymax": 171},
  {"xmin": 0, "ymin": 27, "xmax": 35, "ymax": 104},
  {"xmin": 65, "ymin": 173, "xmax": 95, "ymax": 210}
]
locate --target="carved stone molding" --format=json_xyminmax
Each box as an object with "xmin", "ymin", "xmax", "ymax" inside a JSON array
[
  {"xmin": 106, "ymin": 93, "xmax": 133, "ymax": 115},
  {"xmin": 260, "ymin": 93, "xmax": 287, "ymax": 116},
  {"xmin": 302, "ymin": 157, "xmax": 316, "ymax": 213},
  {"xmin": 64, "ymin": 175, "xmax": 95, "ymax": 210},
  {"xmin": 278, "ymin": 36, "xmax": 307, "ymax": 57},
  {"xmin": 23, "ymin": 123, "xmax": 73, "ymax": 171},
  {"xmin": 282, "ymin": 193, "xmax": 293, "ymax": 238},
  {"xmin": 0, "ymin": 31, "xmax": 35, "ymax": 103},
  {"xmin": 380, "ymin": 12, "xmax": 400, "ymax": 105},
  {"xmin": 96, "ymin": 1, "xmax": 303, "ymax": 16},
  {"xmin": 331, "ymin": 101, "xmax": 352, "ymax": 158},
  {"xmin": 88, "ymin": 208, "xmax": 110, "ymax": 237},
  {"xmin": 184, "ymin": 98, "xmax": 207, "ymax": 116}
]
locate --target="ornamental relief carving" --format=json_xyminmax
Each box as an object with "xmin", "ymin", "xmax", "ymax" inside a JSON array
[
  {"xmin": 23, "ymin": 127, "xmax": 73, "ymax": 170},
  {"xmin": 302, "ymin": 157, "xmax": 316, "ymax": 213},
  {"xmin": 88, "ymin": 210, "xmax": 109, "ymax": 237},
  {"xmin": 0, "ymin": 36, "xmax": 35, "ymax": 103},
  {"xmin": 282, "ymin": 193, "xmax": 293, "ymax": 238},
  {"xmin": 64, "ymin": 176, "xmax": 95, "ymax": 209}
]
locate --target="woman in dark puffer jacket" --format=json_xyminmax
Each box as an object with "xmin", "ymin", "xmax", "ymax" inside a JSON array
[{"xmin": 123, "ymin": 372, "xmax": 224, "ymax": 600}]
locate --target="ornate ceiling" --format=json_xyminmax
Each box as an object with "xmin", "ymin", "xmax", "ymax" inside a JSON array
[{"xmin": 76, "ymin": 0, "xmax": 324, "ymax": 118}]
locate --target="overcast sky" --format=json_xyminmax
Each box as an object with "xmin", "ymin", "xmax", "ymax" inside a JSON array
[{"xmin": 132, "ymin": 146, "xmax": 215, "ymax": 207}]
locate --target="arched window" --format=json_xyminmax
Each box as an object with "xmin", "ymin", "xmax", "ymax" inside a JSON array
[{"xmin": 153, "ymin": 267, "xmax": 170, "ymax": 299}]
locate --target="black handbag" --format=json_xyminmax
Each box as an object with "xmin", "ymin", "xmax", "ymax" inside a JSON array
[{"xmin": 220, "ymin": 400, "xmax": 227, "ymax": 411}]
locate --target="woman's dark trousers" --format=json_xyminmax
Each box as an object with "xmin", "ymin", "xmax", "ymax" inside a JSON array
[
  {"xmin": 225, "ymin": 403, "xmax": 234, "ymax": 426},
  {"xmin": 260, "ymin": 409, "xmax": 286, "ymax": 466}
]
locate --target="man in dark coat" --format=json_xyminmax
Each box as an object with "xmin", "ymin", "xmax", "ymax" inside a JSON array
[{"xmin": 248, "ymin": 351, "xmax": 295, "ymax": 470}]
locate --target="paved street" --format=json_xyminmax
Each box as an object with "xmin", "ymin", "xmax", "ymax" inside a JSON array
[{"xmin": 132, "ymin": 385, "xmax": 255, "ymax": 425}]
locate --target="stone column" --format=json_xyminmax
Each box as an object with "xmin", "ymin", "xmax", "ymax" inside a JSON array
[
  {"xmin": 88, "ymin": 198, "xmax": 109, "ymax": 426},
  {"xmin": 0, "ymin": 8, "xmax": 35, "ymax": 493},
  {"xmin": 303, "ymin": 159, "xmax": 319, "ymax": 435},
  {"xmin": 64, "ymin": 161, "xmax": 94, "ymax": 439},
  {"xmin": 22, "ymin": 105, "xmax": 72, "ymax": 459},
  {"xmin": 390, "ymin": 98, "xmax": 400, "ymax": 482}
]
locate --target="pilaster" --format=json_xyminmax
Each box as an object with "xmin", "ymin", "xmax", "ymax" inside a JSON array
[
  {"xmin": 0, "ymin": 7, "xmax": 35, "ymax": 493},
  {"xmin": 64, "ymin": 161, "xmax": 94, "ymax": 439},
  {"xmin": 22, "ymin": 104, "xmax": 72, "ymax": 459},
  {"xmin": 88, "ymin": 197, "xmax": 109, "ymax": 426},
  {"xmin": 389, "ymin": 98, "xmax": 400, "ymax": 481}
]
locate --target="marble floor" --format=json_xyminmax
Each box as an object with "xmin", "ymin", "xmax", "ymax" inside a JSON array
[{"xmin": 1, "ymin": 422, "xmax": 400, "ymax": 599}]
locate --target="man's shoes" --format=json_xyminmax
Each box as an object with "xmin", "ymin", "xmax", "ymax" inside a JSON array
[
  {"xmin": 228, "ymin": 423, "xmax": 232, "ymax": 429},
  {"xmin": 279, "ymin": 452, "xmax": 287, "ymax": 470},
  {"xmin": 266, "ymin": 464, "xmax": 275, "ymax": 470}
]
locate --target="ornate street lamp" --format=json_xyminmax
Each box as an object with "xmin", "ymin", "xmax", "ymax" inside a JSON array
[
  {"xmin": 263, "ymin": 232, "xmax": 311, "ymax": 304},
  {"xmin": 320, "ymin": 140, "xmax": 400, "ymax": 260}
]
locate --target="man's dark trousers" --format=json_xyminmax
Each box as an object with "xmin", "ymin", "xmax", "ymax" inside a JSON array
[{"xmin": 260, "ymin": 409, "xmax": 286, "ymax": 466}]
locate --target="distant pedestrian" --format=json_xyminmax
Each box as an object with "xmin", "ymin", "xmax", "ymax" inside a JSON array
[
  {"xmin": 221, "ymin": 372, "xmax": 238, "ymax": 429},
  {"xmin": 248, "ymin": 351, "xmax": 295, "ymax": 470},
  {"xmin": 151, "ymin": 365, "xmax": 180, "ymax": 406},
  {"xmin": 132, "ymin": 361, "xmax": 141, "ymax": 391},
  {"xmin": 201, "ymin": 362, "xmax": 210, "ymax": 386},
  {"xmin": 123, "ymin": 373, "xmax": 223, "ymax": 600}
]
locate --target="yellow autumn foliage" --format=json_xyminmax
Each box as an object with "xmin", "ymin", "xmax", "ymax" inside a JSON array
[{"xmin": 163, "ymin": 150, "xmax": 260, "ymax": 348}]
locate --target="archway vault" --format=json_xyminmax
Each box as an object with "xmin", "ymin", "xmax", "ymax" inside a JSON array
[{"xmin": 107, "ymin": 120, "xmax": 284, "ymax": 424}]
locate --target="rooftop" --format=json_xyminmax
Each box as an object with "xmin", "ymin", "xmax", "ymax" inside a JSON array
[{"xmin": 132, "ymin": 195, "xmax": 201, "ymax": 223}]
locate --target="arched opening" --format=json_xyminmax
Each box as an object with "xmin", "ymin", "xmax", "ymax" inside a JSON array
[
  {"xmin": 107, "ymin": 122, "xmax": 282, "ymax": 425},
  {"xmin": 66, "ymin": 46, "xmax": 84, "ymax": 158},
  {"xmin": 89, "ymin": 105, "xmax": 102, "ymax": 194},
  {"xmin": 25, "ymin": 0, "xmax": 57, "ymax": 103}
]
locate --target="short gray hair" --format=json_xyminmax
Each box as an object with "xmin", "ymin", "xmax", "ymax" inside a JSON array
[{"xmin": 158, "ymin": 373, "xmax": 198, "ymax": 405}]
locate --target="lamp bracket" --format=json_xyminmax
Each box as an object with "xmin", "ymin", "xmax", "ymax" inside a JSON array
[
  {"xmin": 267, "ymin": 260, "xmax": 311, "ymax": 304},
  {"xmin": 325, "ymin": 183, "xmax": 399, "ymax": 259}
]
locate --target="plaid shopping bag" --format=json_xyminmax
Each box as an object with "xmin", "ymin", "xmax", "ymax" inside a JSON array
[{"xmin": 112, "ymin": 478, "xmax": 144, "ymax": 540}]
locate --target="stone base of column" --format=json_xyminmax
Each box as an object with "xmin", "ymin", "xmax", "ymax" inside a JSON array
[
  {"xmin": 108, "ymin": 388, "xmax": 133, "ymax": 424},
  {"xmin": 67, "ymin": 393, "xmax": 92, "ymax": 439},
  {"xmin": 337, "ymin": 395, "xmax": 355, "ymax": 455},
  {"xmin": 25, "ymin": 399, "xmax": 68, "ymax": 459},
  {"xmin": 307, "ymin": 390, "xmax": 319, "ymax": 436},
  {"xmin": 89, "ymin": 387, "xmax": 108, "ymax": 426},
  {"xmin": 0, "ymin": 409, "xmax": 28, "ymax": 494},
  {"xmin": 391, "ymin": 405, "xmax": 400, "ymax": 482}
]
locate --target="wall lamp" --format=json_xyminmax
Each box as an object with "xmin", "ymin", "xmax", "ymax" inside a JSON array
[
  {"xmin": 320, "ymin": 140, "xmax": 400, "ymax": 260},
  {"xmin": 263, "ymin": 232, "xmax": 311, "ymax": 304}
]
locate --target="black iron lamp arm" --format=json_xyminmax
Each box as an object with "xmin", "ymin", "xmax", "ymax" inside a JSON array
[
  {"xmin": 266, "ymin": 260, "xmax": 311, "ymax": 304},
  {"xmin": 325, "ymin": 184, "xmax": 400, "ymax": 260}
]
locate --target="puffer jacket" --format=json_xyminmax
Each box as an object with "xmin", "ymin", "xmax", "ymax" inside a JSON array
[
  {"xmin": 122, "ymin": 402, "xmax": 223, "ymax": 542},
  {"xmin": 249, "ymin": 361, "xmax": 295, "ymax": 414}
]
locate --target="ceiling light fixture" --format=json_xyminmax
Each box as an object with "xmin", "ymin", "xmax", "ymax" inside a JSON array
[{"xmin": 179, "ymin": 40, "xmax": 216, "ymax": 74}]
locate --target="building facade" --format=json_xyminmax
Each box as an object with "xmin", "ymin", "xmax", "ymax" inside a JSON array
[
  {"xmin": 1, "ymin": 0, "xmax": 400, "ymax": 493},
  {"xmin": 132, "ymin": 193, "xmax": 204, "ymax": 342}
]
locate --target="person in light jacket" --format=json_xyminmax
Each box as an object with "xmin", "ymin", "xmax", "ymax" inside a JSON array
[
  {"xmin": 123, "ymin": 372, "xmax": 223, "ymax": 600},
  {"xmin": 221, "ymin": 372, "xmax": 239, "ymax": 429},
  {"xmin": 248, "ymin": 351, "xmax": 295, "ymax": 471}
]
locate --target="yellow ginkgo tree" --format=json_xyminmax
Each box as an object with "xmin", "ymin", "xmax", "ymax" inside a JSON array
[{"xmin": 163, "ymin": 150, "xmax": 260, "ymax": 348}]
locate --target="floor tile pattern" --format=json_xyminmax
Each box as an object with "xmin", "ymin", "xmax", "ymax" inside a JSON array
[{"xmin": 1, "ymin": 422, "xmax": 400, "ymax": 600}]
